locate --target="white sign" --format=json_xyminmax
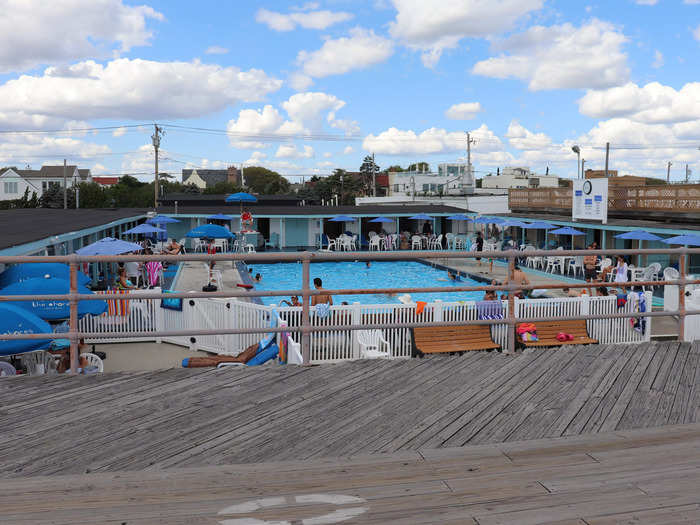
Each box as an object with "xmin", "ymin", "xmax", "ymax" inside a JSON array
[{"xmin": 573, "ymin": 178, "xmax": 608, "ymax": 224}]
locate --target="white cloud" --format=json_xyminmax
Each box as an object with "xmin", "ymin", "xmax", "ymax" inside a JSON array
[
  {"xmin": 205, "ymin": 46, "xmax": 229, "ymax": 55},
  {"xmin": 363, "ymin": 124, "xmax": 503, "ymax": 155},
  {"xmin": 694, "ymin": 25, "xmax": 700, "ymax": 41},
  {"xmin": 289, "ymin": 72, "xmax": 314, "ymax": 91},
  {"xmin": 323, "ymin": 152, "xmax": 333, "ymax": 158},
  {"xmin": 112, "ymin": 126, "xmax": 128, "ymax": 137},
  {"xmin": 505, "ymin": 121, "xmax": 552, "ymax": 149},
  {"xmin": 652, "ymin": 50, "xmax": 664, "ymax": 68},
  {"xmin": 0, "ymin": 134, "xmax": 112, "ymax": 168},
  {"xmin": 317, "ymin": 160, "xmax": 334, "ymax": 168},
  {"xmin": 227, "ymin": 92, "xmax": 355, "ymax": 149},
  {"xmin": 578, "ymin": 82, "xmax": 700, "ymax": 124},
  {"xmin": 0, "ymin": 0, "xmax": 163, "ymax": 73},
  {"xmin": 472, "ymin": 19, "xmax": 629, "ymax": 90},
  {"xmin": 388, "ymin": 0, "xmax": 544, "ymax": 67},
  {"xmin": 275, "ymin": 144, "xmax": 315, "ymax": 159},
  {"xmin": 635, "ymin": 0, "xmax": 657, "ymax": 4},
  {"xmin": 256, "ymin": 8, "xmax": 353, "ymax": 31},
  {"xmin": 296, "ymin": 27, "xmax": 394, "ymax": 78},
  {"xmin": 343, "ymin": 146, "xmax": 354, "ymax": 155},
  {"xmin": 445, "ymin": 102, "xmax": 483, "ymax": 120},
  {"xmin": 245, "ymin": 151, "xmax": 268, "ymax": 164},
  {"xmin": 0, "ymin": 59, "xmax": 282, "ymax": 124},
  {"xmin": 91, "ymin": 163, "xmax": 108, "ymax": 174}
]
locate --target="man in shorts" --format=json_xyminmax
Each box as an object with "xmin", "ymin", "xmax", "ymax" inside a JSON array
[{"xmin": 583, "ymin": 244, "xmax": 598, "ymax": 283}]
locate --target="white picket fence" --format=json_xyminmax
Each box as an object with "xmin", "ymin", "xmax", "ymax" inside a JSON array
[{"xmin": 79, "ymin": 290, "xmax": 653, "ymax": 363}]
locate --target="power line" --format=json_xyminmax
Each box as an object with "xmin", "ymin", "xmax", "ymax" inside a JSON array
[{"xmin": 0, "ymin": 124, "xmax": 148, "ymax": 135}]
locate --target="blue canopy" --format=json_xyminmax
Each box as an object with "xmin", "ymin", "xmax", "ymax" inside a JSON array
[
  {"xmin": 185, "ymin": 224, "xmax": 234, "ymax": 239},
  {"xmin": 550, "ymin": 227, "xmax": 585, "ymax": 236},
  {"xmin": 614, "ymin": 230, "xmax": 664, "ymax": 241},
  {"xmin": 225, "ymin": 192, "xmax": 258, "ymax": 203},
  {"xmin": 0, "ymin": 304, "xmax": 53, "ymax": 357},
  {"xmin": 124, "ymin": 224, "xmax": 166, "ymax": 235},
  {"xmin": 146, "ymin": 215, "xmax": 180, "ymax": 225},
  {"xmin": 524, "ymin": 221, "xmax": 556, "ymax": 230},
  {"xmin": 369, "ymin": 217, "xmax": 394, "ymax": 223},
  {"xmin": 447, "ymin": 214, "xmax": 472, "ymax": 221},
  {"xmin": 408, "ymin": 214, "xmax": 433, "ymax": 220},
  {"xmin": 473, "ymin": 216, "xmax": 504, "ymax": 224},
  {"xmin": 662, "ymin": 234, "xmax": 700, "ymax": 246},
  {"xmin": 76, "ymin": 237, "xmax": 143, "ymax": 255},
  {"xmin": 500, "ymin": 219, "xmax": 528, "ymax": 228},
  {"xmin": 329, "ymin": 215, "xmax": 356, "ymax": 222},
  {"xmin": 0, "ymin": 263, "xmax": 90, "ymax": 288},
  {"xmin": 208, "ymin": 213, "xmax": 234, "ymax": 221},
  {"xmin": 0, "ymin": 277, "xmax": 107, "ymax": 321}
]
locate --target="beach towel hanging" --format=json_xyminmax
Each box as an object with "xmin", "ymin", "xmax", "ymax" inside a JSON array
[
  {"xmin": 477, "ymin": 300, "xmax": 503, "ymax": 320},
  {"xmin": 145, "ymin": 261, "xmax": 163, "ymax": 287},
  {"xmin": 98, "ymin": 289, "xmax": 130, "ymax": 316},
  {"xmin": 415, "ymin": 301, "xmax": 427, "ymax": 315}
]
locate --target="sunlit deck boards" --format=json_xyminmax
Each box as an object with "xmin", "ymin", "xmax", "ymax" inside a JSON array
[
  {"xmin": 0, "ymin": 342, "xmax": 698, "ymax": 479},
  {"xmin": 2, "ymin": 423, "xmax": 700, "ymax": 524}
]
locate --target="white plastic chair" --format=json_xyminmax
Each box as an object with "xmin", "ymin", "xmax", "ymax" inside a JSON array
[
  {"xmin": 368, "ymin": 236, "xmax": 382, "ymax": 251},
  {"xmin": 23, "ymin": 351, "xmax": 58, "ymax": 376},
  {"xmin": 568, "ymin": 256, "xmax": 584, "ymax": 277},
  {"xmin": 214, "ymin": 239, "xmax": 228, "ymax": 253},
  {"xmin": 411, "ymin": 235, "xmax": 422, "ymax": 250},
  {"xmin": 356, "ymin": 330, "xmax": 391, "ymax": 359},
  {"xmin": 664, "ymin": 267, "xmax": 679, "ymax": 281},
  {"xmin": 429, "ymin": 234, "xmax": 443, "ymax": 250},
  {"xmin": 245, "ymin": 244, "xmax": 256, "ymax": 253},
  {"xmin": 647, "ymin": 262, "xmax": 662, "ymax": 281},
  {"xmin": 80, "ymin": 352, "xmax": 104, "ymax": 373},
  {"xmin": 545, "ymin": 256, "xmax": 562, "ymax": 274},
  {"xmin": 445, "ymin": 233, "xmax": 455, "ymax": 250},
  {"xmin": 639, "ymin": 266, "xmax": 658, "ymax": 292}
]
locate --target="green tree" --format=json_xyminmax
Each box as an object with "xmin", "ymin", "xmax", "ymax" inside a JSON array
[
  {"xmin": 76, "ymin": 182, "xmax": 108, "ymax": 208},
  {"xmin": 407, "ymin": 162, "xmax": 430, "ymax": 172},
  {"xmin": 386, "ymin": 165, "xmax": 404, "ymax": 173},
  {"xmin": 243, "ymin": 166, "xmax": 290, "ymax": 194},
  {"xmin": 40, "ymin": 184, "xmax": 76, "ymax": 208}
]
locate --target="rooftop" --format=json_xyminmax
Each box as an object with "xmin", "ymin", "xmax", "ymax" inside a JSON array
[
  {"xmin": 157, "ymin": 204, "xmax": 467, "ymax": 216},
  {"xmin": 500, "ymin": 211, "xmax": 700, "ymax": 232}
]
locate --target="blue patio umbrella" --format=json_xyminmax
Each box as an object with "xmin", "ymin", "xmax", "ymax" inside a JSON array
[
  {"xmin": 146, "ymin": 215, "xmax": 180, "ymax": 225},
  {"xmin": 76, "ymin": 237, "xmax": 143, "ymax": 256},
  {"xmin": 472, "ymin": 216, "xmax": 504, "ymax": 224},
  {"xmin": 662, "ymin": 234, "xmax": 700, "ymax": 246},
  {"xmin": 0, "ymin": 276, "xmax": 107, "ymax": 321},
  {"xmin": 329, "ymin": 215, "xmax": 356, "ymax": 222},
  {"xmin": 208, "ymin": 213, "xmax": 234, "ymax": 221},
  {"xmin": 0, "ymin": 304, "xmax": 53, "ymax": 357},
  {"xmin": 408, "ymin": 214, "xmax": 433, "ymax": 220},
  {"xmin": 0, "ymin": 263, "xmax": 90, "ymax": 288},
  {"xmin": 185, "ymin": 224, "xmax": 234, "ymax": 239},
  {"xmin": 500, "ymin": 219, "xmax": 529, "ymax": 228},
  {"xmin": 614, "ymin": 230, "xmax": 663, "ymax": 241},
  {"xmin": 524, "ymin": 221, "xmax": 556, "ymax": 230},
  {"xmin": 124, "ymin": 224, "xmax": 166, "ymax": 235},
  {"xmin": 225, "ymin": 192, "xmax": 258, "ymax": 203},
  {"xmin": 369, "ymin": 216, "xmax": 394, "ymax": 223},
  {"xmin": 550, "ymin": 226, "xmax": 585, "ymax": 250},
  {"xmin": 447, "ymin": 214, "xmax": 472, "ymax": 221}
]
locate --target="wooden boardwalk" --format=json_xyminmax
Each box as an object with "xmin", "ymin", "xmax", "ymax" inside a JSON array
[
  {"xmin": 1, "ymin": 423, "xmax": 700, "ymax": 524},
  {"xmin": 1, "ymin": 342, "xmax": 698, "ymax": 480}
]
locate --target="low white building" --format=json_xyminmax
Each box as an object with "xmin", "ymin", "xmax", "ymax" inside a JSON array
[
  {"xmin": 0, "ymin": 166, "xmax": 91, "ymax": 201},
  {"xmin": 355, "ymin": 191, "xmax": 509, "ymax": 216},
  {"xmin": 388, "ymin": 165, "xmax": 475, "ymax": 198},
  {"xmin": 480, "ymin": 167, "xmax": 559, "ymax": 190}
]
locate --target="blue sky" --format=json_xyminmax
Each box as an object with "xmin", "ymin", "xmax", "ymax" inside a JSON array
[{"xmin": 0, "ymin": 0, "xmax": 699, "ymax": 181}]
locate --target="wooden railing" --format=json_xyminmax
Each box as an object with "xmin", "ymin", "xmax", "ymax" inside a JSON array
[{"xmin": 509, "ymin": 184, "xmax": 700, "ymax": 213}]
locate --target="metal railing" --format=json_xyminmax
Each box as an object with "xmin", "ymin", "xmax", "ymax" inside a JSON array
[{"xmin": 0, "ymin": 247, "xmax": 699, "ymax": 374}]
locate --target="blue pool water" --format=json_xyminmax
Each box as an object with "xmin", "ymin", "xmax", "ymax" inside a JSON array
[{"xmin": 247, "ymin": 261, "xmax": 491, "ymax": 305}]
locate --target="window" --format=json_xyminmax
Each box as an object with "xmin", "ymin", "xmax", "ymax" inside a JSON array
[
  {"xmin": 3, "ymin": 182, "xmax": 18, "ymax": 194},
  {"xmin": 429, "ymin": 184, "xmax": 437, "ymax": 192},
  {"xmin": 393, "ymin": 184, "xmax": 400, "ymax": 192},
  {"xmin": 422, "ymin": 184, "xmax": 429, "ymax": 192},
  {"xmin": 42, "ymin": 181, "xmax": 60, "ymax": 192}
]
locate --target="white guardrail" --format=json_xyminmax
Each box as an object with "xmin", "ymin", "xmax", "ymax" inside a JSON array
[{"xmin": 79, "ymin": 290, "xmax": 654, "ymax": 363}]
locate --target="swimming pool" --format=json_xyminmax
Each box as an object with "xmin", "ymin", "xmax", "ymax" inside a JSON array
[{"xmin": 247, "ymin": 261, "xmax": 492, "ymax": 305}]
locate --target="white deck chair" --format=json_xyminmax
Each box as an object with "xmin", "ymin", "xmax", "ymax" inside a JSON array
[
  {"xmin": 411, "ymin": 235, "xmax": 422, "ymax": 250},
  {"xmin": 368, "ymin": 236, "xmax": 382, "ymax": 251},
  {"xmin": 356, "ymin": 330, "xmax": 391, "ymax": 359},
  {"xmin": 80, "ymin": 352, "xmax": 104, "ymax": 373},
  {"xmin": 23, "ymin": 351, "xmax": 58, "ymax": 376},
  {"xmin": 568, "ymin": 256, "xmax": 584, "ymax": 277},
  {"xmin": 429, "ymin": 234, "xmax": 443, "ymax": 250}
]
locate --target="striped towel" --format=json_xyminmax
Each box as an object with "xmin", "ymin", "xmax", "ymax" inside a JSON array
[
  {"xmin": 145, "ymin": 261, "xmax": 163, "ymax": 287},
  {"xmin": 477, "ymin": 301, "xmax": 503, "ymax": 320},
  {"xmin": 98, "ymin": 289, "xmax": 131, "ymax": 316}
]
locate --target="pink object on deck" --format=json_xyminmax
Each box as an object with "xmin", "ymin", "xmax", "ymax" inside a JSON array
[{"xmin": 145, "ymin": 261, "xmax": 163, "ymax": 287}]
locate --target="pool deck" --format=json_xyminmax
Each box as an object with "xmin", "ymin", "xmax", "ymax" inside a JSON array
[{"xmin": 1, "ymin": 341, "xmax": 699, "ymax": 523}]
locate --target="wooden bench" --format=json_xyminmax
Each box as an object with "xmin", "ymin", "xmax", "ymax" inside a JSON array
[
  {"xmin": 411, "ymin": 325, "xmax": 501, "ymax": 357},
  {"xmin": 518, "ymin": 320, "xmax": 598, "ymax": 348}
]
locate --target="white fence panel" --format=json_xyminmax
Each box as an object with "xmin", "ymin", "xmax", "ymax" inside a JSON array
[{"xmin": 80, "ymin": 288, "xmax": 161, "ymax": 343}]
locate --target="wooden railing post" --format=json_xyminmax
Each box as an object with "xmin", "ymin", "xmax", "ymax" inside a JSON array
[
  {"xmin": 506, "ymin": 254, "xmax": 516, "ymax": 354},
  {"xmin": 69, "ymin": 260, "xmax": 79, "ymax": 374},
  {"xmin": 301, "ymin": 257, "xmax": 311, "ymax": 365},
  {"xmin": 679, "ymin": 250, "xmax": 687, "ymax": 342}
]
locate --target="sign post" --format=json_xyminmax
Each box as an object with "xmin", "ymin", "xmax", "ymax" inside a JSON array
[{"xmin": 573, "ymin": 179, "xmax": 608, "ymax": 224}]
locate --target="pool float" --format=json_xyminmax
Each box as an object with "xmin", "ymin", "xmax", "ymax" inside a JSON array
[{"xmin": 237, "ymin": 283, "xmax": 253, "ymax": 290}]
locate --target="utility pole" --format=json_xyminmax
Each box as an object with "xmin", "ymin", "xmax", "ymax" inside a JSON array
[
  {"xmin": 466, "ymin": 131, "xmax": 476, "ymax": 191},
  {"xmin": 151, "ymin": 124, "xmax": 163, "ymax": 209},
  {"xmin": 686, "ymin": 164, "xmax": 691, "ymax": 183},
  {"xmin": 340, "ymin": 171, "xmax": 344, "ymax": 205},
  {"xmin": 371, "ymin": 152, "xmax": 376, "ymax": 197},
  {"xmin": 63, "ymin": 158, "xmax": 67, "ymax": 209},
  {"xmin": 604, "ymin": 142, "xmax": 610, "ymax": 177},
  {"xmin": 581, "ymin": 158, "xmax": 586, "ymax": 176},
  {"xmin": 667, "ymin": 161, "xmax": 672, "ymax": 183}
]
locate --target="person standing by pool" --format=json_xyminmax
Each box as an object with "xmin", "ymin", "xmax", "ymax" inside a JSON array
[
  {"xmin": 613, "ymin": 255, "xmax": 629, "ymax": 284},
  {"xmin": 475, "ymin": 231, "xmax": 484, "ymax": 266},
  {"xmin": 311, "ymin": 277, "xmax": 333, "ymax": 306},
  {"xmin": 504, "ymin": 263, "xmax": 530, "ymax": 299}
]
